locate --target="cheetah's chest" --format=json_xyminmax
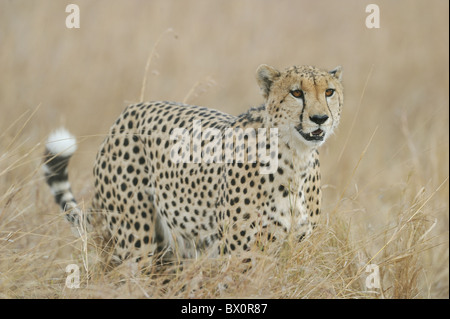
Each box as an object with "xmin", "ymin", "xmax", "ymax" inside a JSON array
[
  {"xmin": 266, "ymin": 175, "xmax": 311, "ymax": 240},
  {"xmin": 261, "ymin": 148, "xmax": 320, "ymax": 242}
]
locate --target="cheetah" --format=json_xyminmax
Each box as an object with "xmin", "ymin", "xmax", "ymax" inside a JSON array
[{"xmin": 43, "ymin": 64, "xmax": 343, "ymax": 265}]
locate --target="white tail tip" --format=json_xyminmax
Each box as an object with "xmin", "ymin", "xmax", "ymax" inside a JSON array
[{"xmin": 46, "ymin": 128, "xmax": 77, "ymax": 157}]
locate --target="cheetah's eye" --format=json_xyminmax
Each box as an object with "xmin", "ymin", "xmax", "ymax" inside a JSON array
[
  {"xmin": 325, "ymin": 89, "xmax": 335, "ymax": 97},
  {"xmin": 291, "ymin": 90, "xmax": 304, "ymax": 98}
]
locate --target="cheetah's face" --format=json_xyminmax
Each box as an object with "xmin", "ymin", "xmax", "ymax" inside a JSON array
[{"xmin": 257, "ymin": 64, "xmax": 343, "ymax": 148}]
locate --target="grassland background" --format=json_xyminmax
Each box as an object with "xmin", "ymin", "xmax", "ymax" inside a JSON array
[{"xmin": 0, "ymin": 0, "xmax": 448, "ymax": 298}]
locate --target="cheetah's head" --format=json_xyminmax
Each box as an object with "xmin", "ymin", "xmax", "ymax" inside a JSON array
[{"xmin": 256, "ymin": 64, "xmax": 343, "ymax": 149}]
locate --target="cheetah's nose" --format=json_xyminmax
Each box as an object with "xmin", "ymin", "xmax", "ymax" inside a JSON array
[{"xmin": 309, "ymin": 115, "xmax": 329, "ymax": 125}]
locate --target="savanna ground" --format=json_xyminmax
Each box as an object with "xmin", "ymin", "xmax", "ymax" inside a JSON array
[{"xmin": 0, "ymin": 0, "xmax": 448, "ymax": 299}]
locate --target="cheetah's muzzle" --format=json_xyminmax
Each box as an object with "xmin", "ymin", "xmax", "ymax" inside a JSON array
[{"xmin": 297, "ymin": 127, "xmax": 325, "ymax": 142}]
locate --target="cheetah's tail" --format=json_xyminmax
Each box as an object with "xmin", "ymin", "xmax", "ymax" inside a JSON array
[{"xmin": 43, "ymin": 128, "xmax": 87, "ymax": 236}]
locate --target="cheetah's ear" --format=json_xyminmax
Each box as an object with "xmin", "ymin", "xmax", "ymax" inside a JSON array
[
  {"xmin": 329, "ymin": 66, "xmax": 343, "ymax": 81},
  {"xmin": 256, "ymin": 64, "xmax": 281, "ymax": 99}
]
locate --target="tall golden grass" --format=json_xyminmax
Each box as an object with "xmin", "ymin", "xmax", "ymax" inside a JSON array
[{"xmin": 0, "ymin": 0, "xmax": 448, "ymax": 298}]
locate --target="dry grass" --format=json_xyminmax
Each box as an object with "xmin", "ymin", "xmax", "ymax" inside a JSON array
[{"xmin": 0, "ymin": 0, "xmax": 448, "ymax": 298}]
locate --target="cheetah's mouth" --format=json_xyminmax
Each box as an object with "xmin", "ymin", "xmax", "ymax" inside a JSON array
[{"xmin": 299, "ymin": 128, "xmax": 325, "ymax": 142}]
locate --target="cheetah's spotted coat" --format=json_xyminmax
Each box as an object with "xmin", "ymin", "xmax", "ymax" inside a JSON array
[{"xmin": 44, "ymin": 64, "xmax": 343, "ymax": 265}]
